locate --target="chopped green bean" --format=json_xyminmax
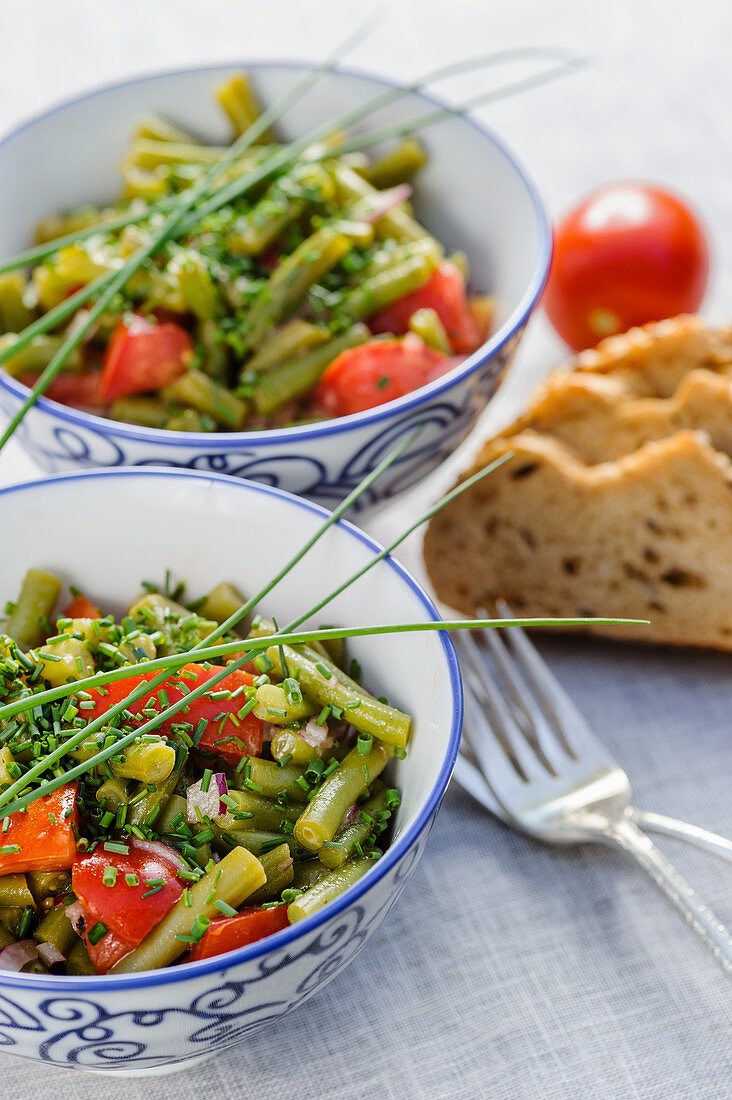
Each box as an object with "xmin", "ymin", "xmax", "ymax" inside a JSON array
[
  {"xmin": 247, "ymin": 842, "xmax": 294, "ymax": 904},
  {"xmin": 0, "ymin": 874, "xmax": 35, "ymax": 909},
  {"xmin": 367, "ymin": 137, "xmax": 428, "ymax": 190},
  {"xmin": 294, "ymin": 743, "xmax": 392, "ymax": 852},
  {"xmin": 162, "ymin": 369, "xmax": 247, "ymax": 429},
  {"xmin": 408, "ymin": 307, "xmax": 451, "ymax": 353},
  {"xmin": 6, "ymin": 568, "xmax": 61, "ymax": 649},
  {"xmin": 112, "ymin": 847, "xmax": 265, "ymax": 973},
  {"xmin": 287, "ymin": 857, "xmax": 371, "ymax": 922},
  {"xmin": 251, "ymin": 323, "xmax": 369, "ymax": 415}
]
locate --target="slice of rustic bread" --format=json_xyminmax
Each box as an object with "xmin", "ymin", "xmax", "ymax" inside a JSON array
[{"xmin": 424, "ymin": 429, "xmax": 732, "ymax": 650}]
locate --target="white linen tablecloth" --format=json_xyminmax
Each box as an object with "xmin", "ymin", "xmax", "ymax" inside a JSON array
[{"xmin": 0, "ymin": 2, "xmax": 730, "ymax": 1096}]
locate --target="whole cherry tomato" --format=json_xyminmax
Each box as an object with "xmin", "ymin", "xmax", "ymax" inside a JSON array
[{"xmin": 544, "ymin": 183, "xmax": 710, "ymax": 350}]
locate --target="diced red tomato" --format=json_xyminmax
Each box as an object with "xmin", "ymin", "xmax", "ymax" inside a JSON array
[
  {"xmin": 72, "ymin": 839, "xmax": 184, "ymax": 973},
  {"xmin": 0, "ymin": 784, "xmax": 78, "ymax": 874},
  {"xmin": 64, "ymin": 594, "xmax": 101, "ymax": 619},
  {"xmin": 315, "ymin": 335, "xmax": 454, "ymax": 417},
  {"xmin": 80, "ymin": 663, "xmax": 264, "ymax": 763},
  {"xmin": 99, "ymin": 314, "xmax": 192, "ymax": 401},
  {"xmin": 369, "ymin": 260, "xmax": 481, "ymax": 354},
  {"xmin": 188, "ymin": 905, "xmax": 290, "ymax": 961},
  {"xmin": 17, "ymin": 371, "xmax": 104, "ymax": 410}
]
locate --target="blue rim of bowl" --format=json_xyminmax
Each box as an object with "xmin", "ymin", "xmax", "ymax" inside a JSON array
[
  {"xmin": 0, "ymin": 466, "xmax": 463, "ymax": 990},
  {"xmin": 0, "ymin": 58, "xmax": 552, "ymax": 445}
]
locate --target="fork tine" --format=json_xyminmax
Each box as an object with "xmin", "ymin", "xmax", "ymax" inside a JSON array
[
  {"xmin": 477, "ymin": 626, "xmax": 569, "ymax": 776},
  {"xmin": 495, "ymin": 600, "xmax": 606, "ymax": 760},
  {"xmin": 460, "ymin": 688, "xmax": 532, "ymax": 804},
  {"xmin": 461, "ymin": 657, "xmax": 547, "ymax": 783}
]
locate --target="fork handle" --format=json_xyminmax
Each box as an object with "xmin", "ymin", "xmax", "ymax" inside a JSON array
[{"xmin": 604, "ymin": 817, "xmax": 732, "ymax": 978}]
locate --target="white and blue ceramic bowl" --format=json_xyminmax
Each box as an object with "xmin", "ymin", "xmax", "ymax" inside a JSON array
[
  {"xmin": 0, "ymin": 62, "xmax": 550, "ymax": 511},
  {"xmin": 0, "ymin": 467, "xmax": 461, "ymax": 1075}
]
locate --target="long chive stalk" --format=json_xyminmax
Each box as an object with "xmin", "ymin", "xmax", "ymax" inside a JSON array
[
  {"xmin": 0, "ymin": 612, "xmax": 645, "ymax": 819},
  {"xmin": 0, "ymin": 46, "xmax": 574, "ymax": 281}
]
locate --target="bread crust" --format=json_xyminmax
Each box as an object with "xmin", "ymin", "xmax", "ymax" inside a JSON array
[{"xmin": 424, "ymin": 317, "xmax": 732, "ymax": 650}]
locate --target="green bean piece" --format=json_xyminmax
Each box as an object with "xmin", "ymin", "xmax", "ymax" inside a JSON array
[
  {"xmin": 333, "ymin": 163, "xmax": 433, "ymax": 244},
  {"xmin": 408, "ymin": 307, "xmax": 451, "ymax": 354},
  {"xmin": 469, "ymin": 294, "xmax": 496, "ymax": 342},
  {"xmin": 133, "ymin": 114, "xmax": 197, "ymax": 144},
  {"xmin": 124, "ymin": 138, "xmax": 233, "ymax": 170},
  {"xmin": 216, "ymin": 790, "xmax": 300, "ymax": 834},
  {"xmin": 0, "ymin": 746, "xmax": 14, "ymax": 787},
  {"xmin": 448, "ymin": 249, "xmax": 470, "ymax": 282},
  {"xmin": 34, "ymin": 204, "xmax": 115, "ymax": 245},
  {"xmin": 367, "ymin": 136, "xmax": 428, "ymax": 190},
  {"xmin": 72, "ymin": 737, "xmax": 176, "ymax": 785},
  {"xmin": 128, "ymin": 770, "xmax": 180, "ymax": 829},
  {"xmin": 270, "ymin": 728, "xmax": 327, "ymax": 767},
  {"xmin": 333, "ymin": 252, "xmax": 437, "ymax": 324},
  {"xmin": 5, "ymin": 568, "xmax": 61, "ymax": 649},
  {"xmin": 34, "ymin": 901, "xmax": 76, "ymax": 957},
  {"xmin": 291, "ymin": 859, "xmax": 333, "ymax": 892},
  {"xmin": 287, "ymin": 858, "xmax": 371, "ymax": 923},
  {"xmin": 362, "ymin": 236, "xmax": 443, "ymax": 278},
  {"xmin": 197, "ymin": 318, "xmax": 229, "ymax": 382},
  {"xmin": 0, "ymin": 333, "xmax": 82, "ymax": 378},
  {"xmin": 26, "ymin": 871, "xmax": 69, "ymax": 905},
  {"xmin": 112, "ymin": 847, "xmax": 265, "ymax": 973},
  {"xmin": 0, "ymin": 906, "xmax": 24, "ymax": 938},
  {"xmin": 247, "ymin": 843, "xmax": 294, "ymax": 904},
  {"xmin": 165, "ymin": 408, "xmax": 208, "ymax": 432},
  {"xmin": 216, "ymin": 72, "xmax": 271, "ymax": 140},
  {"xmin": 319, "ymin": 635, "xmax": 345, "ymax": 667},
  {"xmin": 22, "ymin": 959, "xmax": 49, "ymax": 975},
  {"xmin": 233, "ymin": 756, "xmax": 310, "ymax": 803},
  {"xmin": 157, "ymin": 792, "xmax": 187, "ymax": 835},
  {"xmin": 253, "ymin": 631, "xmax": 411, "ymax": 748},
  {"xmin": 227, "ymin": 164, "xmax": 334, "ymax": 256},
  {"xmin": 128, "ymin": 592, "xmax": 216, "ymax": 652},
  {"xmin": 251, "ymin": 323, "xmax": 369, "ymax": 415},
  {"xmin": 318, "ymin": 788, "xmax": 392, "ymax": 869},
  {"xmin": 120, "ymin": 165, "xmax": 172, "ymax": 201},
  {"xmin": 244, "ymin": 226, "xmax": 353, "ymax": 351},
  {"xmin": 294, "ymin": 744, "xmax": 392, "ymax": 852},
  {"xmin": 252, "ymin": 683, "xmax": 316, "ymax": 727},
  {"xmin": 95, "ymin": 777, "xmax": 129, "ymax": 812},
  {"xmin": 0, "ymin": 875, "xmax": 35, "ymax": 909},
  {"xmin": 66, "ymin": 939, "xmax": 96, "ymax": 975},
  {"xmin": 0, "ymin": 273, "xmax": 34, "ymax": 334},
  {"xmin": 171, "ymin": 249, "xmax": 219, "ymax": 320},
  {"xmin": 162, "ymin": 369, "xmax": 247, "ymax": 429},
  {"xmin": 197, "ymin": 582, "xmax": 246, "ymax": 627},
  {"xmin": 0, "ymin": 924, "xmax": 15, "ymax": 951},
  {"xmin": 110, "ymin": 396, "xmax": 171, "ymax": 429},
  {"xmin": 37, "ymin": 637, "xmax": 95, "ymax": 688},
  {"xmin": 212, "ymin": 828, "xmax": 300, "ymax": 859},
  {"xmin": 245, "ymin": 320, "xmax": 329, "ymax": 376}
]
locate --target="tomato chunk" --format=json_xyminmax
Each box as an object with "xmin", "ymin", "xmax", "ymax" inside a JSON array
[
  {"xmin": 0, "ymin": 783, "xmax": 78, "ymax": 874},
  {"xmin": 72, "ymin": 839, "xmax": 184, "ymax": 972},
  {"xmin": 315, "ymin": 335, "xmax": 453, "ymax": 417},
  {"xmin": 18, "ymin": 371, "xmax": 104, "ymax": 410},
  {"xmin": 64, "ymin": 594, "xmax": 101, "ymax": 619},
  {"xmin": 81, "ymin": 664, "xmax": 264, "ymax": 762},
  {"xmin": 188, "ymin": 905, "xmax": 290, "ymax": 961},
  {"xmin": 99, "ymin": 314, "xmax": 192, "ymax": 401},
  {"xmin": 369, "ymin": 260, "xmax": 481, "ymax": 354}
]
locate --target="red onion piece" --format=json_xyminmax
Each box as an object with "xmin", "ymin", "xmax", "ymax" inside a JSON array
[
  {"xmin": 37, "ymin": 941, "xmax": 65, "ymax": 967},
  {"xmin": 0, "ymin": 939, "xmax": 39, "ymax": 972},
  {"xmin": 362, "ymin": 183, "xmax": 413, "ymax": 224},
  {"xmin": 301, "ymin": 717, "xmax": 333, "ymax": 749},
  {"xmin": 66, "ymin": 900, "xmax": 86, "ymax": 936},
  {"xmin": 131, "ymin": 837, "xmax": 190, "ymax": 876},
  {"xmin": 340, "ymin": 802, "xmax": 360, "ymax": 829},
  {"xmin": 186, "ymin": 772, "xmax": 228, "ymax": 823}
]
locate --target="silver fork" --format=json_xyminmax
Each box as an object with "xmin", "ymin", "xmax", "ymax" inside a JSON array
[{"xmin": 454, "ymin": 604, "xmax": 732, "ymax": 977}]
